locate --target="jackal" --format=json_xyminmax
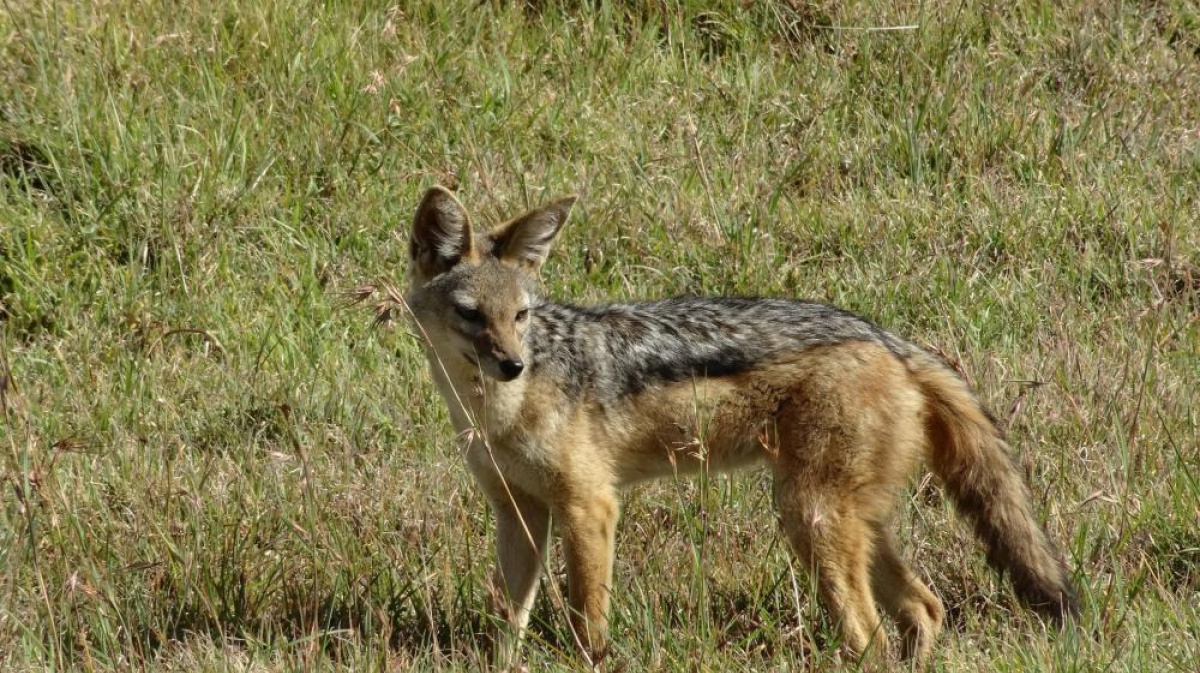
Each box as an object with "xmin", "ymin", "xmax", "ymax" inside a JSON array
[{"xmin": 402, "ymin": 186, "xmax": 1078, "ymax": 666}]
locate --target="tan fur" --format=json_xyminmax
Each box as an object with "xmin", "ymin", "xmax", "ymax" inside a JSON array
[
  {"xmin": 451, "ymin": 340, "xmax": 945, "ymax": 665},
  {"xmin": 405, "ymin": 189, "xmax": 1076, "ymax": 668}
]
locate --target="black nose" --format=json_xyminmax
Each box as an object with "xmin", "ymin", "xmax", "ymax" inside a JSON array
[{"xmin": 498, "ymin": 359, "xmax": 524, "ymax": 380}]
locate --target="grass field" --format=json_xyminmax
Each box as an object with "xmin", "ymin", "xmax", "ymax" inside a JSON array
[{"xmin": 2, "ymin": 0, "xmax": 1198, "ymax": 670}]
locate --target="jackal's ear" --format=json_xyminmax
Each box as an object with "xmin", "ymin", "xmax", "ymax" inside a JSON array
[
  {"xmin": 490, "ymin": 195, "xmax": 577, "ymax": 271},
  {"xmin": 410, "ymin": 186, "xmax": 475, "ymax": 277}
]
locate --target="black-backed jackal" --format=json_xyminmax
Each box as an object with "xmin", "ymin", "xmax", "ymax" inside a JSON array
[{"xmin": 402, "ymin": 186, "xmax": 1078, "ymax": 667}]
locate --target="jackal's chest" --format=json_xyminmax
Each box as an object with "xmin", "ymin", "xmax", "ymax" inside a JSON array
[{"xmin": 462, "ymin": 432, "xmax": 567, "ymax": 500}]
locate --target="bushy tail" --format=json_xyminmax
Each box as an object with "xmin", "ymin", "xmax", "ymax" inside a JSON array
[{"xmin": 907, "ymin": 351, "xmax": 1079, "ymax": 622}]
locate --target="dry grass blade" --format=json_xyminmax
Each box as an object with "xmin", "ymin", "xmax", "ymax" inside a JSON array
[
  {"xmin": 339, "ymin": 281, "xmax": 411, "ymax": 329},
  {"xmin": 148, "ymin": 328, "xmax": 228, "ymax": 358},
  {"xmin": 337, "ymin": 285, "xmax": 379, "ymax": 309},
  {"xmin": 0, "ymin": 353, "xmax": 12, "ymax": 413}
]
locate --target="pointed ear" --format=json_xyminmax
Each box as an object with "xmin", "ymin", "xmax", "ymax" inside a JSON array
[
  {"xmin": 489, "ymin": 195, "xmax": 577, "ymax": 271},
  {"xmin": 410, "ymin": 186, "xmax": 475, "ymax": 277}
]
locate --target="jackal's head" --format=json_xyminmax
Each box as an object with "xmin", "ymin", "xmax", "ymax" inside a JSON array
[{"xmin": 404, "ymin": 186, "xmax": 576, "ymax": 382}]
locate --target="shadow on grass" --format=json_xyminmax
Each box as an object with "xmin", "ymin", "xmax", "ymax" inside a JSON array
[{"xmin": 112, "ymin": 575, "xmax": 490, "ymax": 664}]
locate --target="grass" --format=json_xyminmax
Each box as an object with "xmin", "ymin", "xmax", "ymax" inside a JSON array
[{"xmin": 1, "ymin": 0, "xmax": 1197, "ymax": 669}]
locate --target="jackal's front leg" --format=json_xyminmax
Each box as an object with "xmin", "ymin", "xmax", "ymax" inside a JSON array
[
  {"xmin": 558, "ymin": 489, "xmax": 620, "ymax": 665},
  {"xmin": 487, "ymin": 488, "xmax": 551, "ymax": 669}
]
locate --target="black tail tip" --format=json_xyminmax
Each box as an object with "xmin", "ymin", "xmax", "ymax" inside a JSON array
[
  {"xmin": 1010, "ymin": 562, "xmax": 1081, "ymax": 626},
  {"xmin": 1028, "ymin": 584, "xmax": 1081, "ymax": 626}
]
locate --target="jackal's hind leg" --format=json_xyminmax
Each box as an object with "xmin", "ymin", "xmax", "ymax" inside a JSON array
[
  {"xmin": 774, "ymin": 479, "xmax": 889, "ymax": 661},
  {"xmin": 870, "ymin": 526, "xmax": 944, "ymax": 663}
]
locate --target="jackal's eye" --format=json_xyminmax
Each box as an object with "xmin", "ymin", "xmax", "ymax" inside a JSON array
[
  {"xmin": 515, "ymin": 308, "xmax": 529, "ymax": 322},
  {"xmin": 455, "ymin": 305, "xmax": 483, "ymax": 323}
]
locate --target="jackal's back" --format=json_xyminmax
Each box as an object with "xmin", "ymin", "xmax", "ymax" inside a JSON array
[{"xmin": 527, "ymin": 297, "xmax": 911, "ymax": 404}]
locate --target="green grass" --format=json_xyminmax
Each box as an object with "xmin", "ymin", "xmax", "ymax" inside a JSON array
[{"xmin": 2, "ymin": 0, "xmax": 1197, "ymax": 669}]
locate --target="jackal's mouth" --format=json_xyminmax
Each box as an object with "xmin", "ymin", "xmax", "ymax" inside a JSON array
[{"xmin": 462, "ymin": 352, "xmax": 480, "ymax": 368}]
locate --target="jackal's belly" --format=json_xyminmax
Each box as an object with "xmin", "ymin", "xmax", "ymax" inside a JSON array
[{"xmin": 597, "ymin": 375, "xmax": 784, "ymax": 485}]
